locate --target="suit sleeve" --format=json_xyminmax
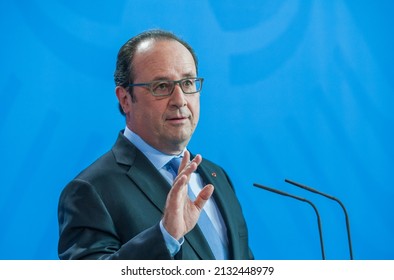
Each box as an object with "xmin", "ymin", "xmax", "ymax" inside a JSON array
[{"xmin": 58, "ymin": 179, "xmax": 172, "ymax": 260}]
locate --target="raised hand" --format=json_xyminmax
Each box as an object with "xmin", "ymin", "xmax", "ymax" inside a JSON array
[{"xmin": 162, "ymin": 151, "xmax": 214, "ymax": 240}]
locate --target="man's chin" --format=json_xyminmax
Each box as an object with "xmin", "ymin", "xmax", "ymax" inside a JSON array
[{"xmin": 166, "ymin": 132, "xmax": 193, "ymax": 147}]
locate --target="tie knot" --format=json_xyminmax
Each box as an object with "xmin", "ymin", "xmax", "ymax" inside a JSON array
[{"xmin": 167, "ymin": 157, "xmax": 182, "ymax": 175}]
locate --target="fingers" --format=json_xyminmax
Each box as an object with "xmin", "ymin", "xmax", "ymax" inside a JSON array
[
  {"xmin": 164, "ymin": 180, "xmax": 215, "ymax": 239},
  {"xmin": 179, "ymin": 151, "xmax": 190, "ymax": 171},
  {"xmin": 194, "ymin": 184, "xmax": 214, "ymax": 211},
  {"xmin": 163, "ymin": 174, "xmax": 189, "ymax": 238},
  {"xmin": 180, "ymin": 151, "xmax": 202, "ymax": 170},
  {"xmin": 169, "ymin": 174, "xmax": 188, "ymax": 196},
  {"xmin": 175, "ymin": 152, "xmax": 202, "ymax": 183}
]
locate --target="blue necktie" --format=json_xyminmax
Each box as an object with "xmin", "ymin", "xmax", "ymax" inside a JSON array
[{"xmin": 167, "ymin": 157, "xmax": 228, "ymax": 260}]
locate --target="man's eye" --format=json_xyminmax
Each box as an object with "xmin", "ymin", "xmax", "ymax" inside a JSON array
[
  {"xmin": 154, "ymin": 82, "xmax": 170, "ymax": 91},
  {"xmin": 182, "ymin": 79, "xmax": 194, "ymax": 87}
]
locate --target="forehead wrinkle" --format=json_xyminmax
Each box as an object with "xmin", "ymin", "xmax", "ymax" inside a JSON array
[
  {"xmin": 136, "ymin": 61, "xmax": 196, "ymax": 82},
  {"xmin": 150, "ymin": 71, "xmax": 197, "ymax": 81},
  {"xmin": 133, "ymin": 40, "xmax": 196, "ymax": 82}
]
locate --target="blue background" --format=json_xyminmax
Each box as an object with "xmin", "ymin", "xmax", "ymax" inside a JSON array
[{"xmin": 0, "ymin": 0, "xmax": 393, "ymax": 260}]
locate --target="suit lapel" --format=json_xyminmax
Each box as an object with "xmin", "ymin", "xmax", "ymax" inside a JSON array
[
  {"xmin": 183, "ymin": 227, "xmax": 215, "ymax": 260},
  {"xmin": 112, "ymin": 133, "xmax": 170, "ymax": 215},
  {"xmin": 197, "ymin": 160, "xmax": 241, "ymax": 259},
  {"xmin": 127, "ymin": 155, "xmax": 171, "ymax": 213}
]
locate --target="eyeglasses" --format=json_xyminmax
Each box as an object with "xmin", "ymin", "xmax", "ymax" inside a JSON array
[{"xmin": 128, "ymin": 77, "xmax": 204, "ymax": 97}]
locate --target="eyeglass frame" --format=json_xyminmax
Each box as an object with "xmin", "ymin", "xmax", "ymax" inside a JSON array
[{"xmin": 127, "ymin": 77, "xmax": 204, "ymax": 97}]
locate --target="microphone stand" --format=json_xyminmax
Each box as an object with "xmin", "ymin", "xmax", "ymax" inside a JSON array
[
  {"xmin": 253, "ymin": 183, "xmax": 326, "ymax": 260},
  {"xmin": 285, "ymin": 179, "xmax": 354, "ymax": 260}
]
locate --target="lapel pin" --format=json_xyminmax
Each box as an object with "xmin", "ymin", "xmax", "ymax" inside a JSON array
[{"xmin": 211, "ymin": 172, "xmax": 217, "ymax": 177}]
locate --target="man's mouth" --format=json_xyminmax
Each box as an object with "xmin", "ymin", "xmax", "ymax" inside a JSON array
[
  {"xmin": 169, "ymin": 116, "xmax": 186, "ymax": 120},
  {"xmin": 166, "ymin": 115, "xmax": 189, "ymax": 124}
]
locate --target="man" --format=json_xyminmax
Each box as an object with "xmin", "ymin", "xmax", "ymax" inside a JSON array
[{"xmin": 58, "ymin": 29, "xmax": 253, "ymax": 260}]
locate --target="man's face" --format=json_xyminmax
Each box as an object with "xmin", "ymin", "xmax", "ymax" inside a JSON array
[{"xmin": 124, "ymin": 39, "xmax": 200, "ymax": 155}]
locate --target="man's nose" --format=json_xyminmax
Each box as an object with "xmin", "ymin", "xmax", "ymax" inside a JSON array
[{"xmin": 169, "ymin": 84, "xmax": 187, "ymax": 107}]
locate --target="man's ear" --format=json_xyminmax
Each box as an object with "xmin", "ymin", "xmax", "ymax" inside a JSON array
[{"xmin": 115, "ymin": 86, "xmax": 131, "ymax": 114}]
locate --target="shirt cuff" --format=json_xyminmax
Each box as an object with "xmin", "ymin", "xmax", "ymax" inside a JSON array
[{"xmin": 159, "ymin": 220, "xmax": 184, "ymax": 257}]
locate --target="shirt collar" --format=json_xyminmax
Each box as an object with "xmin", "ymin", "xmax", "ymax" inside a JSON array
[{"xmin": 123, "ymin": 126, "xmax": 186, "ymax": 170}]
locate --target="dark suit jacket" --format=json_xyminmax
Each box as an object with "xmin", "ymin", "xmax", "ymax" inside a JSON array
[{"xmin": 58, "ymin": 132, "xmax": 253, "ymax": 260}]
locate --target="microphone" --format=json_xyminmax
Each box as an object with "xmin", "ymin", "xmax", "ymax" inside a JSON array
[
  {"xmin": 253, "ymin": 183, "xmax": 326, "ymax": 260},
  {"xmin": 284, "ymin": 179, "xmax": 354, "ymax": 260}
]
